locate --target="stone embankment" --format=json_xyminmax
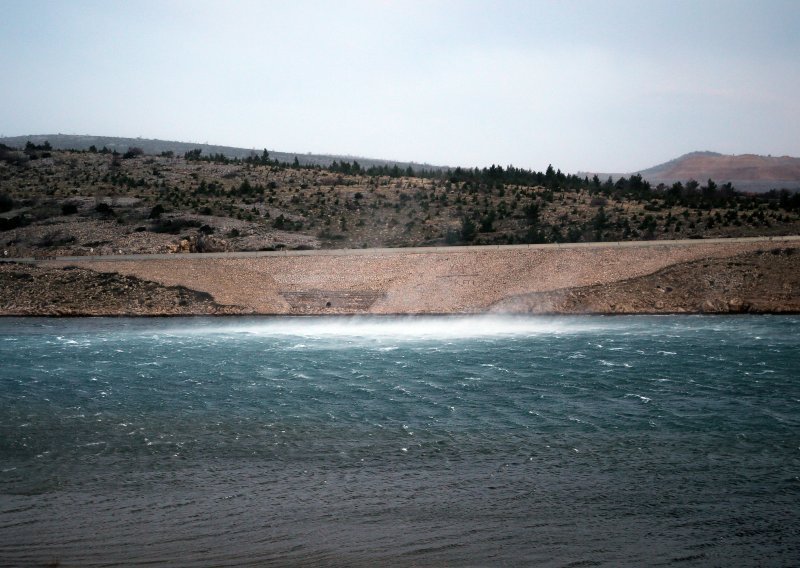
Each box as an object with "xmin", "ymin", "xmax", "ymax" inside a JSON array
[{"xmin": 1, "ymin": 237, "xmax": 799, "ymax": 316}]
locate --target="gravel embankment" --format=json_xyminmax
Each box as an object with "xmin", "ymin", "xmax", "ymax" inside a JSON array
[{"xmin": 2, "ymin": 238, "xmax": 797, "ymax": 316}]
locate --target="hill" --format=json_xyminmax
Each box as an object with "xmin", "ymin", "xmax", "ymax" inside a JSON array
[
  {"xmin": 638, "ymin": 151, "xmax": 800, "ymax": 192},
  {"xmin": 581, "ymin": 151, "xmax": 800, "ymax": 193},
  {"xmin": 8, "ymin": 136, "xmax": 798, "ymax": 194},
  {"xmin": 1, "ymin": 142, "xmax": 798, "ymax": 259},
  {"xmin": 0, "ymin": 134, "xmax": 448, "ymax": 173}
]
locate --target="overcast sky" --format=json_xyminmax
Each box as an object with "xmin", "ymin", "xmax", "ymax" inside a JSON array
[{"xmin": 1, "ymin": 0, "xmax": 798, "ymax": 173}]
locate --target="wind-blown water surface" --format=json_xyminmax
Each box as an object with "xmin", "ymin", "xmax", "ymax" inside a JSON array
[{"xmin": 1, "ymin": 315, "xmax": 798, "ymax": 566}]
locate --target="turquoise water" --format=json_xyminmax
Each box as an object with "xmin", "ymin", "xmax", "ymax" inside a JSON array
[{"xmin": 1, "ymin": 315, "xmax": 798, "ymax": 566}]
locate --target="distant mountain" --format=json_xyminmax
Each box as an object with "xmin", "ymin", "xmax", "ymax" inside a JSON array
[
  {"xmin": 0, "ymin": 134, "xmax": 449, "ymax": 172},
  {"xmin": 583, "ymin": 151, "xmax": 800, "ymax": 193},
  {"xmin": 639, "ymin": 151, "xmax": 800, "ymax": 191},
  {"xmin": 637, "ymin": 151, "xmax": 725, "ymax": 179}
]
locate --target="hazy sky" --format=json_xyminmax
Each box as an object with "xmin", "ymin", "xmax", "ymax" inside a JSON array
[{"xmin": 2, "ymin": 0, "xmax": 798, "ymax": 173}]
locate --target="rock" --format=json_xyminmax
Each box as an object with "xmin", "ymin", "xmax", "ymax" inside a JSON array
[
  {"xmin": 727, "ymin": 298, "xmax": 749, "ymax": 312},
  {"xmin": 194, "ymin": 235, "xmax": 228, "ymax": 253}
]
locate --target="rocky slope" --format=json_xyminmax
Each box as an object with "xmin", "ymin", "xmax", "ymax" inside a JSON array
[
  {"xmin": 0, "ymin": 262, "xmax": 243, "ymax": 316},
  {"xmin": 2, "ymin": 240, "xmax": 798, "ymax": 316},
  {"xmin": 491, "ymin": 248, "xmax": 800, "ymax": 314}
]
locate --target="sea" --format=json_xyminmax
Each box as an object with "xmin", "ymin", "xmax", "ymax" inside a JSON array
[{"xmin": 0, "ymin": 315, "xmax": 798, "ymax": 567}]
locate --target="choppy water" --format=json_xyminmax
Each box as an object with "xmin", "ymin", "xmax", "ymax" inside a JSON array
[{"xmin": 1, "ymin": 315, "xmax": 799, "ymax": 566}]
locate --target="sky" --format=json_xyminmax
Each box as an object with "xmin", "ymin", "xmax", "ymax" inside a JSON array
[{"xmin": 1, "ymin": 0, "xmax": 799, "ymax": 173}]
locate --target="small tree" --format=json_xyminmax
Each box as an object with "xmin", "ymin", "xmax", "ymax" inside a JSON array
[
  {"xmin": 123, "ymin": 147, "xmax": 144, "ymax": 159},
  {"xmin": 149, "ymin": 204, "xmax": 165, "ymax": 219},
  {"xmin": 460, "ymin": 216, "xmax": 476, "ymax": 243},
  {"xmin": 592, "ymin": 207, "xmax": 608, "ymax": 240}
]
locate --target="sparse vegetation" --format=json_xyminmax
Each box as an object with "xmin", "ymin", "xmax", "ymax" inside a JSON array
[{"xmin": 0, "ymin": 140, "xmax": 798, "ymax": 258}]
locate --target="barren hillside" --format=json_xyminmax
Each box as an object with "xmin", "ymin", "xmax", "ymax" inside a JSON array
[{"xmin": 639, "ymin": 152, "xmax": 800, "ymax": 191}]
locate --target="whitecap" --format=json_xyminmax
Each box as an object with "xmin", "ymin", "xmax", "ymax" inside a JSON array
[{"xmin": 625, "ymin": 394, "xmax": 651, "ymax": 403}]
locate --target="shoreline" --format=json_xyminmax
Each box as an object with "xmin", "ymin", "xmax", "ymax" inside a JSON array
[{"xmin": 2, "ymin": 312, "xmax": 799, "ymax": 319}]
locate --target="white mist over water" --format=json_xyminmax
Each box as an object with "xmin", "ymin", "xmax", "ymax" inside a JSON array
[{"xmin": 161, "ymin": 315, "xmax": 622, "ymax": 341}]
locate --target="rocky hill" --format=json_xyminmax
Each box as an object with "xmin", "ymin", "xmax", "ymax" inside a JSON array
[
  {"xmin": 582, "ymin": 151, "xmax": 800, "ymax": 193},
  {"xmin": 638, "ymin": 151, "xmax": 800, "ymax": 192}
]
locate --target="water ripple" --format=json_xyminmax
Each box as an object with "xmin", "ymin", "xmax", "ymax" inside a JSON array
[{"xmin": 1, "ymin": 315, "xmax": 798, "ymax": 565}]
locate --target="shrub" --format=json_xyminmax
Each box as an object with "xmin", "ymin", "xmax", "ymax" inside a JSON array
[
  {"xmin": 61, "ymin": 202, "xmax": 79, "ymax": 215},
  {"xmin": 0, "ymin": 215, "xmax": 27, "ymax": 231},
  {"xmin": 0, "ymin": 145, "xmax": 28, "ymax": 165},
  {"xmin": 149, "ymin": 204, "xmax": 165, "ymax": 219},
  {"xmin": 150, "ymin": 218, "xmax": 202, "ymax": 234},
  {"xmin": 95, "ymin": 202, "xmax": 115, "ymax": 217},
  {"xmin": 0, "ymin": 193, "xmax": 13, "ymax": 213},
  {"xmin": 123, "ymin": 147, "xmax": 144, "ymax": 159}
]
